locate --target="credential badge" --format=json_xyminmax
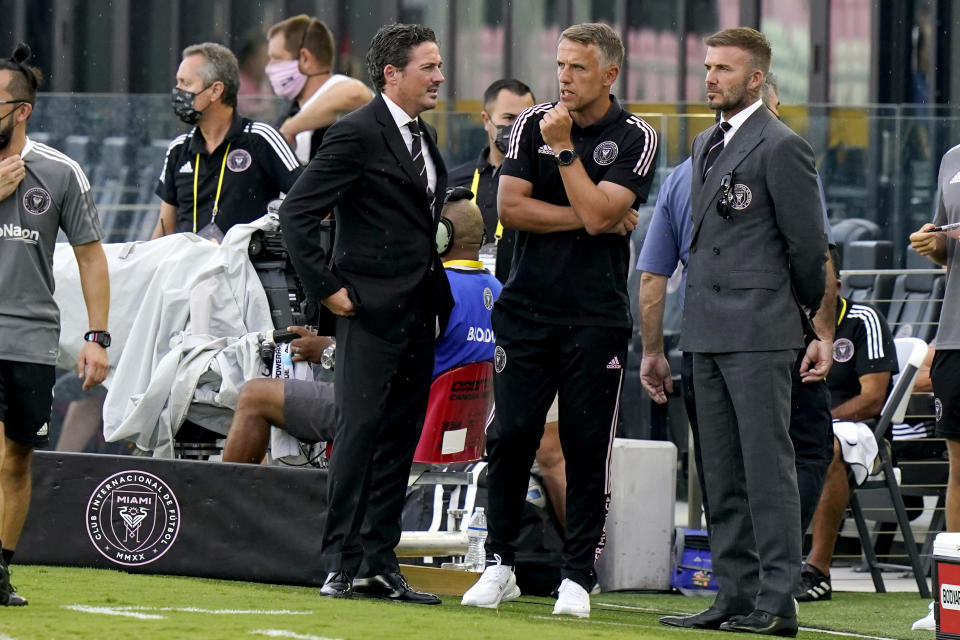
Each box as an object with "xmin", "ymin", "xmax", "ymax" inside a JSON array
[
  {"xmin": 227, "ymin": 149, "xmax": 252, "ymax": 172},
  {"xmin": 494, "ymin": 346, "xmax": 507, "ymax": 373},
  {"xmin": 85, "ymin": 470, "xmax": 181, "ymax": 567},
  {"xmin": 729, "ymin": 184, "xmax": 752, "ymax": 211},
  {"xmin": 23, "ymin": 187, "xmax": 51, "ymax": 215},
  {"xmin": 833, "ymin": 338, "xmax": 855, "ymax": 363},
  {"xmin": 593, "ymin": 141, "xmax": 618, "ymax": 166}
]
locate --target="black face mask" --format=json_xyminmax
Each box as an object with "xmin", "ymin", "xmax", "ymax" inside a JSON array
[
  {"xmin": 171, "ymin": 86, "xmax": 208, "ymax": 125},
  {"xmin": 493, "ymin": 123, "xmax": 512, "ymax": 154}
]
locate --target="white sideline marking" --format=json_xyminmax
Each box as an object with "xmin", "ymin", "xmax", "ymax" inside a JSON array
[
  {"xmin": 593, "ymin": 602, "xmax": 901, "ymax": 640},
  {"xmin": 249, "ymin": 630, "xmax": 342, "ymax": 640},
  {"xmin": 118, "ymin": 606, "xmax": 311, "ymax": 615},
  {"xmin": 63, "ymin": 605, "xmax": 165, "ymax": 619}
]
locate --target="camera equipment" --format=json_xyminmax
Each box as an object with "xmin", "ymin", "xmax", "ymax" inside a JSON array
[{"xmin": 248, "ymin": 206, "xmax": 336, "ymax": 336}]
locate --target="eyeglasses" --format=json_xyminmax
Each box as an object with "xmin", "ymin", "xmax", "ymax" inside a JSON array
[
  {"xmin": 0, "ymin": 99, "xmax": 26, "ymax": 107},
  {"xmin": 716, "ymin": 171, "xmax": 734, "ymax": 220}
]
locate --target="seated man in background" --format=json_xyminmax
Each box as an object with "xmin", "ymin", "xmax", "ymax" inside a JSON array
[
  {"xmin": 796, "ymin": 252, "xmax": 899, "ymax": 602},
  {"xmin": 223, "ymin": 188, "xmax": 502, "ymax": 464},
  {"xmin": 265, "ymin": 14, "xmax": 372, "ymax": 164}
]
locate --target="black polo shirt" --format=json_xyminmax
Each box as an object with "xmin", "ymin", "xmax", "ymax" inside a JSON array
[
  {"xmin": 498, "ymin": 96, "xmax": 659, "ymax": 328},
  {"xmin": 449, "ymin": 147, "xmax": 517, "ymax": 284},
  {"xmin": 157, "ymin": 114, "xmax": 303, "ymax": 233},
  {"xmin": 828, "ymin": 297, "xmax": 898, "ymax": 415}
]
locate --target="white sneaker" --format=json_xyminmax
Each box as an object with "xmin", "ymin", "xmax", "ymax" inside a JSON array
[
  {"xmin": 552, "ymin": 578, "xmax": 590, "ymax": 618},
  {"xmin": 912, "ymin": 601, "xmax": 935, "ymax": 631},
  {"xmin": 461, "ymin": 560, "xmax": 520, "ymax": 609}
]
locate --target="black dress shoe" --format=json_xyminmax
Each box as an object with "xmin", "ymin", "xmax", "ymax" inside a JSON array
[
  {"xmin": 319, "ymin": 571, "xmax": 354, "ymax": 598},
  {"xmin": 352, "ymin": 572, "xmax": 441, "ymax": 605},
  {"xmin": 719, "ymin": 610, "xmax": 798, "ymax": 637},
  {"xmin": 659, "ymin": 606, "xmax": 744, "ymax": 629}
]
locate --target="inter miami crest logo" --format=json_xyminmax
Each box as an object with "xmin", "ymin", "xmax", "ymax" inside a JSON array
[
  {"xmin": 22, "ymin": 187, "xmax": 51, "ymax": 215},
  {"xmin": 226, "ymin": 149, "xmax": 252, "ymax": 172},
  {"xmin": 729, "ymin": 184, "xmax": 753, "ymax": 211},
  {"xmin": 494, "ymin": 346, "xmax": 507, "ymax": 373},
  {"xmin": 833, "ymin": 338, "xmax": 855, "ymax": 363},
  {"xmin": 593, "ymin": 141, "xmax": 618, "ymax": 166},
  {"xmin": 86, "ymin": 470, "xmax": 181, "ymax": 567}
]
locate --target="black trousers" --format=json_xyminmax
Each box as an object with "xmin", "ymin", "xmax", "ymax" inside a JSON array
[
  {"xmin": 682, "ymin": 350, "xmax": 832, "ymax": 533},
  {"xmin": 319, "ymin": 315, "xmax": 434, "ymax": 577},
  {"xmin": 484, "ymin": 307, "xmax": 629, "ymax": 590}
]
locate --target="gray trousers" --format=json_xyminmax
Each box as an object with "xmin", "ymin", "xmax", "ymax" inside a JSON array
[{"xmin": 693, "ymin": 350, "xmax": 800, "ymax": 618}]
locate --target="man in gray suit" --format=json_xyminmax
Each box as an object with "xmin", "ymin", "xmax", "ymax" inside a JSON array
[{"xmin": 658, "ymin": 28, "xmax": 827, "ymax": 637}]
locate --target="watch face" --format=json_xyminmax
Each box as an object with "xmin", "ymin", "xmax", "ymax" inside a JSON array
[{"xmin": 556, "ymin": 149, "xmax": 576, "ymax": 166}]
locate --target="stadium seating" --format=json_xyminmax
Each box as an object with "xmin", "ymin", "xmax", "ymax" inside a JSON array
[
  {"xmin": 840, "ymin": 240, "xmax": 896, "ymax": 316},
  {"xmin": 885, "ymin": 246, "xmax": 945, "ymax": 343}
]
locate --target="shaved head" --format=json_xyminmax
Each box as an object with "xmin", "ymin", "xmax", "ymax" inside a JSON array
[{"xmin": 443, "ymin": 199, "xmax": 485, "ymax": 248}]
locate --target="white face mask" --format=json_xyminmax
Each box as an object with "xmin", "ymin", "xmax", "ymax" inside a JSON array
[{"xmin": 265, "ymin": 59, "xmax": 307, "ymax": 101}]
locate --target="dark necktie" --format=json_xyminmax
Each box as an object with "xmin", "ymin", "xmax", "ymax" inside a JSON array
[
  {"xmin": 407, "ymin": 119, "xmax": 434, "ymax": 207},
  {"xmin": 702, "ymin": 121, "xmax": 732, "ymax": 179},
  {"xmin": 407, "ymin": 119, "xmax": 426, "ymax": 181}
]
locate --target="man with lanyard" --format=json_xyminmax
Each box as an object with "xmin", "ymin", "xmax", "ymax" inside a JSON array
[
  {"xmin": 265, "ymin": 15, "xmax": 372, "ymax": 165},
  {"xmin": 0, "ymin": 44, "xmax": 110, "ymax": 605},
  {"xmin": 461, "ymin": 23, "xmax": 657, "ymax": 618},
  {"xmin": 639, "ymin": 75, "xmax": 837, "ymax": 548},
  {"xmin": 449, "ymin": 79, "xmax": 535, "ymax": 283},
  {"xmin": 223, "ymin": 188, "xmax": 500, "ymax": 463},
  {"xmin": 152, "ymin": 42, "xmax": 302, "ymax": 241},
  {"xmin": 795, "ymin": 252, "xmax": 898, "ymax": 602}
]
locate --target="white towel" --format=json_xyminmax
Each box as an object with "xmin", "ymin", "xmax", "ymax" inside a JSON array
[{"xmin": 832, "ymin": 421, "xmax": 880, "ymax": 485}]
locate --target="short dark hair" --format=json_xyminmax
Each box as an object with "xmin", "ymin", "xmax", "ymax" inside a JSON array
[
  {"xmin": 482, "ymin": 78, "xmax": 534, "ymax": 111},
  {"xmin": 182, "ymin": 42, "xmax": 240, "ymax": 109},
  {"xmin": 0, "ymin": 43, "xmax": 43, "ymax": 104},
  {"xmin": 560, "ymin": 23, "xmax": 624, "ymax": 68},
  {"xmin": 268, "ymin": 15, "xmax": 336, "ymax": 69},
  {"xmin": 829, "ymin": 247, "xmax": 841, "ymax": 280},
  {"xmin": 705, "ymin": 27, "xmax": 772, "ymax": 75},
  {"xmin": 365, "ymin": 23, "xmax": 437, "ymax": 92}
]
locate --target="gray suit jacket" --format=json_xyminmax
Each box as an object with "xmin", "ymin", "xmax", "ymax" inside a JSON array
[{"xmin": 679, "ymin": 106, "xmax": 826, "ymax": 353}]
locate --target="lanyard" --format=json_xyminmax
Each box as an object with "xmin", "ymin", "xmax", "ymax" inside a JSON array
[
  {"xmin": 192, "ymin": 142, "xmax": 231, "ymax": 233},
  {"xmin": 837, "ymin": 297, "xmax": 848, "ymax": 326},
  {"xmin": 471, "ymin": 168, "xmax": 504, "ymax": 240},
  {"xmin": 442, "ymin": 259, "xmax": 484, "ymax": 269}
]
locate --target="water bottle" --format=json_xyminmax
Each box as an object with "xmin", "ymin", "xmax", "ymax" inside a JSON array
[{"xmin": 464, "ymin": 507, "xmax": 488, "ymax": 571}]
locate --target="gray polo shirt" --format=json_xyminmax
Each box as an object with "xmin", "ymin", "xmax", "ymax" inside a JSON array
[
  {"xmin": 934, "ymin": 144, "xmax": 960, "ymax": 349},
  {"xmin": 0, "ymin": 137, "xmax": 103, "ymax": 365}
]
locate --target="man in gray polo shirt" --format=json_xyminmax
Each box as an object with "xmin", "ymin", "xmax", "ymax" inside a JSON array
[
  {"xmin": 0, "ymin": 44, "xmax": 110, "ymax": 605},
  {"xmin": 910, "ymin": 142, "xmax": 960, "ymax": 630}
]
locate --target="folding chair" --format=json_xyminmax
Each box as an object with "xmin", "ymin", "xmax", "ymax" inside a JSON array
[{"xmin": 847, "ymin": 336, "xmax": 931, "ymax": 597}]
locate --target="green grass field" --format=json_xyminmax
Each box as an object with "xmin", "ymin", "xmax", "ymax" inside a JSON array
[{"xmin": 0, "ymin": 566, "xmax": 935, "ymax": 639}]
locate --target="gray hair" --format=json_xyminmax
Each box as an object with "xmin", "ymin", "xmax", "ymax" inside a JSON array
[
  {"xmin": 560, "ymin": 23, "xmax": 624, "ymax": 69},
  {"xmin": 182, "ymin": 42, "xmax": 239, "ymax": 109}
]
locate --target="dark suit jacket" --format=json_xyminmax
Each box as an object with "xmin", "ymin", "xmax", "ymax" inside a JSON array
[
  {"xmin": 679, "ymin": 105, "xmax": 826, "ymax": 353},
  {"xmin": 279, "ymin": 94, "xmax": 454, "ymax": 342}
]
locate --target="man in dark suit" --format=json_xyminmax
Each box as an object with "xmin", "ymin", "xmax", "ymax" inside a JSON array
[
  {"xmin": 658, "ymin": 28, "xmax": 827, "ymax": 637},
  {"xmin": 279, "ymin": 23, "xmax": 453, "ymax": 605}
]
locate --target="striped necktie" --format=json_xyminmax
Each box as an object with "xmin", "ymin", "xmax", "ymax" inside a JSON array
[
  {"xmin": 407, "ymin": 119, "xmax": 426, "ymax": 182},
  {"xmin": 702, "ymin": 121, "xmax": 732, "ymax": 179}
]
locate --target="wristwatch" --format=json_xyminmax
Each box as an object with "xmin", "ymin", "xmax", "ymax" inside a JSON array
[
  {"xmin": 83, "ymin": 330, "xmax": 111, "ymax": 348},
  {"xmin": 555, "ymin": 148, "xmax": 577, "ymax": 166}
]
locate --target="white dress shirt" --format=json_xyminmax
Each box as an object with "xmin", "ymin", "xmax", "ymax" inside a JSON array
[
  {"xmin": 721, "ymin": 97, "xmax": 764, "ymax": 145},
  {"xmin": 381, "ymin": 92, "xmax": 437, "ymax": 196}
]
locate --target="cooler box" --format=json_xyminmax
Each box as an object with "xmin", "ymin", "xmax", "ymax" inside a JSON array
[{"xmin": 934, "ymin": 532, "xmax": 960, "ymax": 637}]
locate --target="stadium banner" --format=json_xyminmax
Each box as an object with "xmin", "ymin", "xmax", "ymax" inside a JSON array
[{"xmin": 16, "ymin": 452, "xmax": 328, "ymax": 586}]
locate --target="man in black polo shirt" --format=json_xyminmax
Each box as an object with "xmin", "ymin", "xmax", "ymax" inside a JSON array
[
  {"xmin": 152, "ymin": 42, "xmax": 302, "ymax": 240},
  {"xmin": 461, "ymin": 23, "xmax": 657, "ymax": 618},
  {"xmin": 796, "ymin": 257, "xmax": 898, "ymax": 602},
  {"xmin": 449, "ymin": 78, "xmax": 534, "ymax": 283}
]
